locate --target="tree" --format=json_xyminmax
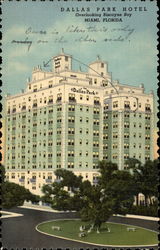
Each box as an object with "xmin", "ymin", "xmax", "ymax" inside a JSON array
[
  {"xmin": 138, "ymin": 160, "xmax": 159, "ymax": 205},
  {"xmin": 125, "ymin": 158, "xmax": 143, "ymax": 206},
  {"xmin": 126, "ymin": 158, "xmax": 159, "ymax": 206},
  {"xmin": 42, "ymin": 161, "xmax": 135, "ymax": 232},
  {"xmin": 1, "ymin": 165, "xmax": 40, "ymax": 209}
]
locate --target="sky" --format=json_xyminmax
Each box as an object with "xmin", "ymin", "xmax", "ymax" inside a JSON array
[{"xmin": 2, "ymin": 0, "xmax": 158, "ymax": 99}]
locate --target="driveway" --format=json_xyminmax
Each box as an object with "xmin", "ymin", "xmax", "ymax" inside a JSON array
[{"xmin": 1, "ymin": 207, "xmax": 158, "ymax": 249}]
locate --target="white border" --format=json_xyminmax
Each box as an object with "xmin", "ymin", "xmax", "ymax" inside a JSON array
[{"xmin": 35, "ymin": 218, "xmax": 158, "ymax": 248}]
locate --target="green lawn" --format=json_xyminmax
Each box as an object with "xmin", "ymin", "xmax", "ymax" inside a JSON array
[{"xmin": 37, "ymin": 219, "xmax": 158, "ymax": 246}]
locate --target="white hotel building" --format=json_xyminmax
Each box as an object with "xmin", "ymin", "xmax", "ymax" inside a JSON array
[{"xmin": 5, "ymin": 50, "xmax": 154, "ymax": 195}]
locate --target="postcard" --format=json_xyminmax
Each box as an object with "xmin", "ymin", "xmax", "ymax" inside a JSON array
[{"xmin": 1, "ymin": 0, "xmax": 158, "ymax": 249}]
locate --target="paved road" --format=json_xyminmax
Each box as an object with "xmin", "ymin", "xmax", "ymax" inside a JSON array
[{"xmin": 1, "ymin": 207, "xmax": 158, "ymax": 249}]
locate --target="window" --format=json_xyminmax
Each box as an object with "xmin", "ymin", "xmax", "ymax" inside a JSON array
[
  {"xmin": 103, "ymin": 144, "xmax": 108, "ymax": 149},
  {"xmin": 113, "ymin": 132, "xmax": 118, "ymax": 139},
  {"xmin": 68, "ymin": 116, "xmax": 75, "ymax": 123},
  {"xmin": 94, "ymin": 97, "xmax": 100, "ymax": 105},
  {"xmin": 48, "ymin": 96, "xmax": 53, "ymax": 104},
  {"xmin": 68, "ymin": 162, "xmax": 74, "ymax": 168},
  {"xmin": 93, "ymin": 141, "xmax": 99, "ymax": 147},
  {"xmin": 93, "ymin": 152, "xmax": 99, "ymax": 158},
  {"xmin": 68, "ymin": 128, "xmax": 74, "ymax": 134},
  {"xmin": 104, "ymin": 124, "xmax": 108, "ymax": 130},
  {"xmin": 113, "ymin": 112, "xmax": 118, "ymax": 118},
  {"xmin": 57, "ymin": 152, "xmax": 61, "ymax": 157},
  {"xmin": 57, "ymin": 117, "xmax": 62, "ymax": 123},
  {"xmin": 113, "ymin": 101, "xmax": 118, "ymax": 108},
  {"xmin": 57, "ymin": 93, "xmax": 62, "ymax": 102},
  {"xmin": 68, "ymin": 105, "xmax": 75, "ymax": 111},
  {"xmin": 124, "ymin": 122, "xmax": 129, "ymax": 128},
  {"xmin": 112, "ymin": 122, "xmax": 118, "ymax": 128},
  {"xmin": 69, "ymin": 93, "xmax": 76, "ymax": 102},
  {"xmin": 113, "ymin": 154, "xmax": 118, "ymax": 159},
  {"xmin": 93, "ymin": 108, "xmax": 100, "ymax": 114},
  {"xmin": 124, "ymin": 101, "xmax": 130, "ymax": 109},
  {"xmin": 93, "ymin": 119, "xmax": 99, "ymax": 125},
  {"xmin": 145, "ymin": 104, "xmax": 151, "ymax": 112},
  {"xmin": 57, "ymin": 140, "xmax": 61, "ymax": 146},
  {"xmin": 68, "ymin": 139, "xmax": 74, "ymax": 146},
  {"xmin": 68, "ymin": 151, "xmax": 74, "ymax": 157},
  {"xmin": 57, "ymin": 105, "xmax": 62, "ymax": 112},
  {"xmin": 124, "ymin": 112, "xmax": 129, "ymax": 118}
]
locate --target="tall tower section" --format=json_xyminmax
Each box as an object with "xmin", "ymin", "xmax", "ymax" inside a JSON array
[
  {"xmin": 53, "ymin": 49, "xmax": 72, "ymax": 73},
  {"xmin": 88, "ymin": 56, "xmax": 108, "ymax": 77}
]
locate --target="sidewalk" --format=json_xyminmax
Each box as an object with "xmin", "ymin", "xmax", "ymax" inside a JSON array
[
  {"xmin": 115, "ymin": 214, "xmax": 159, "ymax": 222},
  {"xmin": 20, "ymin": 202, "xmax": 158, "ymax": 221},
  {"xmin": 19, "ymin": 201, "xmax": 75, "ymax": 213}
]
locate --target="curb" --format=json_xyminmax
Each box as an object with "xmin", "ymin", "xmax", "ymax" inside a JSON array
[{"xmin": 35, "ymin": 218, "xmax": 158, "ymax": 248}]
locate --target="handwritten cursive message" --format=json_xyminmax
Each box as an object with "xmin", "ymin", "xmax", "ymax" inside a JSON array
[{"xmin": 11, "ymin": 25, "xmax": 135, "ymax": 51}]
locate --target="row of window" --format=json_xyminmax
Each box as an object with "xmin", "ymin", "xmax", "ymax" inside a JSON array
[
  {"xmin": 8, "ymin": 95, "xmax": 101, "ymax": 113},
  {"xmin": 8, "ymin": 131, "xmax": 151, "ymax": 143},
  {"xmin": 10, "ymin": 121, "xmax": 151, "ymax": 132},
  {"xmin": 8, "ymin": 110, "xmax": 152, "ymax": 125},
  {"xmin": 104, "ymin": 102, "xmax": 151, "ymax": 111}
]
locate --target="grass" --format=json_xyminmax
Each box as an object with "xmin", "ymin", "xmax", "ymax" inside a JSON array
[{"xmin": 37, "ymin": 219, "xmax": 158, "ymax": 246}]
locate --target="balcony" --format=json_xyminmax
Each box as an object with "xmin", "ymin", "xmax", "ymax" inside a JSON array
[
  {"xmin": 45, "ymin": 179, "xmax": 52, "ymax": 183},
  {"xmin": 30, "ymin": 178, "xmax": 36, "ymax": 183},
  {"xmin": 19, "ymin": 178, "xmax": 25, "ymax": 182},
  {"xmin": 55, "ymin": 179, "xmax": 61, "ymax": 183}
]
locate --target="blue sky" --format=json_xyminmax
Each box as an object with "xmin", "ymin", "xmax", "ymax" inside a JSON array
[{"xmin": 2, "ymin": 0, "xmax": 158, "ymax": 97}]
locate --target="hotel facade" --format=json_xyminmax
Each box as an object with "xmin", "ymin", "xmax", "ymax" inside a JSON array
[{"xmin": 5, "ymin": 51, "xmax": 154, "ymax": 195}]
